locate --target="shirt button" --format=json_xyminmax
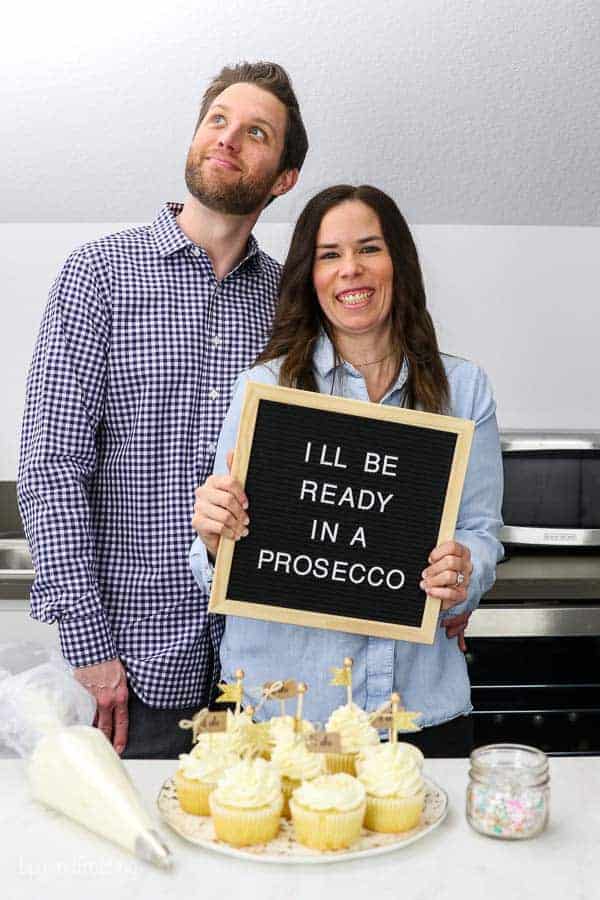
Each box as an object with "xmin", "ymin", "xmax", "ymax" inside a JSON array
[
  {"xmin": 208, "ymin": 388, "xmax": 220, "ymax": 401},
  {"xmin": 208, "ymin": 442, "xmax": 218, "ymax": 454},
  {"xmin": 211, "ymin": 335, "xmax": 222, "ymax": 348}
]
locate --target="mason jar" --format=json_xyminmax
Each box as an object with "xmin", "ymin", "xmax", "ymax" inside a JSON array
[{"xmin": 466, "ymin": 743, "xmax": 550, "ymax": 839}]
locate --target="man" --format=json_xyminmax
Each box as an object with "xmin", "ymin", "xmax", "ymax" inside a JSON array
[{"xmin": 18, "ymin": 61, "xmax": 308, "ymax": 758}]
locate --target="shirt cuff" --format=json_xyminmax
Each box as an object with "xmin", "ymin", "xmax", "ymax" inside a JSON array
[
  {"xmin": 190, "ymin": 536, "xmax": 215, "ymax": 592},
  {"xmin": 58, "ymin": 611, "xmax": 118, "ymax": 668}
]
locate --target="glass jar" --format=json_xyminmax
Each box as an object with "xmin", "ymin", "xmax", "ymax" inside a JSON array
[{"xmin": 466, "ymin": 743, "xmax": 550, "ymax": 839}]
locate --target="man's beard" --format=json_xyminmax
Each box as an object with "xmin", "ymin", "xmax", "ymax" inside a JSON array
[{"xmin": 185, "ymin": 152, "xmax": 279, "ymax": 216}]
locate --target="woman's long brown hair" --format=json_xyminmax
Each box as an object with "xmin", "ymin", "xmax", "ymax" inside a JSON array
[{"xmin": 255, "ymin": 185, "xmax": 450, "ymax": 413}]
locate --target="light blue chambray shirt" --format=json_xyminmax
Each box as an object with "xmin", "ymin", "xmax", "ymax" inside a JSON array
[{"xmin": 190, "ymin": 332, "xmax": 504, "ymax": 728}]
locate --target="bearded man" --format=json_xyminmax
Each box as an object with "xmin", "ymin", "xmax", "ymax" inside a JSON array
[{"xmin": 18, "ymin": 62, "xmax": 307, "ymax": 758}]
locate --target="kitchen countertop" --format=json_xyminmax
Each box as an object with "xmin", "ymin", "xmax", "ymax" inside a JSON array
[
  {"xmin": 4, "ymin": 549, "xmax": 600, "ymax": 637},
  {"xmin": 484, "ymin": 550, "xmax": 600, "ymax": 602},
  {"xmin": 1, "ymin": 757, "xmax": 597, "ymax": 900},
  {"xmin": 3, "ymin": 549, "xmax": 600, "ymax": 599}
]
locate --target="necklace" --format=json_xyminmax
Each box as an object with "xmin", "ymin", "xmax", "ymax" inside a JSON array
[{"xmin": 349, "ymin": 350, "xmax": 395, "ymax": 368}]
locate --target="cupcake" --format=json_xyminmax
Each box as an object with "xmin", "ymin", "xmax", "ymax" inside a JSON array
[
  {"xmin": 270, "ymin": 733, "xmax": 326, "ymax": 818},
  {"xmin": 209, "ymin": 758, "xmax": 283, "ymax": 847},
  {"xmin": 175, "ymin": 746, "xmax": 240, "ymax": 816},
  {"xmin": 355, "ymin": 743, "xmax": 425, "ymax": 833},
  {"xmin": 324, "ymin": 703, "xmax": 380, "ymax": 775},
  {"xmin": 192, "ymin": 708, "xmax": 254, "ymax": 757},
  {"xmin": 289, "ymin": 773, "xmax": 366, "ymax": 850}
]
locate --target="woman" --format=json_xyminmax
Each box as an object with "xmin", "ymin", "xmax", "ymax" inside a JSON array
[{"xmin": 190, "ymin": 185, "xmax": 503, "ymax": 756}]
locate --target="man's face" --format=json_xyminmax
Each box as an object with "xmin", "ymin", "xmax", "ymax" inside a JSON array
[{"xmin": 185, "ymin": 82, "xmax": 296, "ymax": 215}]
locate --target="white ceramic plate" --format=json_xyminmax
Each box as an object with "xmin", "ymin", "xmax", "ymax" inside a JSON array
[{"xmin": 157, "ymin": 776, "xmax": 448, "ymax": 864}]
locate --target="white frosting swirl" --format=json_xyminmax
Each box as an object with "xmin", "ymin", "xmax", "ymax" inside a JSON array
[
  {"xmin": 213, "ymin": 758, "xmax": 281, "ymax": 809},
  {"xmin": 271, "ymin": 736, "xmax": 325, "ymax": 781},
  {"xmin": 356, "ymin": 744, "xmax": 424, "ymax": 798},
  {"xmin": 268, "ymin": 715, "xmax": 313, "ymax": 747},
  {"xmin": 357, "ymin": 741, "xmax": 424, "ymax": 771},
  {"xmin": 293, "ymin": 773, "xmax": 366, "ymax": 812},
  {"xmin": 178, "ymin": 747, "xmax": 240, "ymax": 784},
  {"xmin": 325, "ymin": 703, "xmax": 380, "ymax": 754}
]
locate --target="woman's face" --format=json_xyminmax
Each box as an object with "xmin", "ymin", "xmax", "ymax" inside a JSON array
[{"xmin": 312, "ymin": 200, "xmax": 394, "ymax": 344}]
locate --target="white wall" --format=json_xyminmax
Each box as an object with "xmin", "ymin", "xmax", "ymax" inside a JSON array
[
  {"xmin": 2, "ymin": 0, "xmax": 598, "ymax": 225},
  {"xmin": 2, "ymin": 221, "xmax": 598, "ymax": 479},
  {"xmin": 2, "ymin": 1, "xmax": 599, "ymax": 478}
]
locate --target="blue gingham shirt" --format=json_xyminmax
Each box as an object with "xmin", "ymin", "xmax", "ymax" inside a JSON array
[
  {"xmin": 190, "ymin": 334, "xmax": 504, "ymax": 727},
  {"xmin": 18, "ymin": 202, "xmax": 280, "ymax": 707}
]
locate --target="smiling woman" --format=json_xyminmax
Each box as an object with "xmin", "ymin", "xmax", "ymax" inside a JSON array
[{"xmin": 190, "ymin": 184, "xmax": 504, "ymax": 756}]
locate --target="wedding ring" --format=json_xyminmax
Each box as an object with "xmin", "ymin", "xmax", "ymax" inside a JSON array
[{"xmin": 455, "ymin": 571, "xmax": 465, "ymax": 587}]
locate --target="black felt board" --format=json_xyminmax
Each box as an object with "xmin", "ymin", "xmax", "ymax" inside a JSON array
[{"xmin": 226, "ymin": 399, "xmax": 457, "ymax": 629}]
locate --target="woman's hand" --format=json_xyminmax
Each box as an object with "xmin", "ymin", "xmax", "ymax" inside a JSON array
[
  {"xmin": 420, "ymin": 539, "xmax": 473, "ymax": 610},
  {"xmin": 192, "ymin": 450, "xmax": 249, "ymax": 558}
]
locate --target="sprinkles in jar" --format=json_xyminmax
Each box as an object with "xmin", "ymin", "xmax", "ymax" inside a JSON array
[{"xmin": 466, "ymin": 744, "xmax": 550, "ymax": 839}]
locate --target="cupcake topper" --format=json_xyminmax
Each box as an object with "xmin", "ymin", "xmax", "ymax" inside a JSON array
[
  {"xmin": 259, "ymin": 678, "xmax": 298, "ymax": 717},
  {"xmin": 246, "ymin": 721, "xmax": 272, "ymax": 758},
  {"xmin": 390, "ymin": 693, "xmax": 400, "ymax": 744},
  {"xmin": 330, "ymin": 656, "xmax": 353, "ymax": 706},
  {"xmin": 234, "ymin": 669, "xmax": 245, "ymax": 716},
  {"xmin": 178, "ymin": 707, "xmax": 209, "ymax": 743},
  {"xmin": 392, "ymin": 692, "xmax": 423, "ymax": 735},
  {"xmin": 215, "ymin": 668, "xmax": 245, "ymax": 715},
  {"xmin": 294, "ymin": 682, "xmax": 308, "ymax": 734}
]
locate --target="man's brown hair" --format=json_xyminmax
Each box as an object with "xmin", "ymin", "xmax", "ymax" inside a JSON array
[{"xmin": 195, "ymin": 61, "xmax": 308, "ymax": 174}]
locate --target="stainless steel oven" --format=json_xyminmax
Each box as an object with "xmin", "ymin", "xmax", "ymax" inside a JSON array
[
  {"xmin": 466, "ymin": 634, "xmax": 600, "ymax": 755},
  {"xmin": 466, "ymin": 544, "xmax": 600, "ymax": 756}
]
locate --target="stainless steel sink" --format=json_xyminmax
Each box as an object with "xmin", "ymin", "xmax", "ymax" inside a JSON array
[{"xmin": 0, "ymin": 541, "xmax": 34, "ymax": 579}]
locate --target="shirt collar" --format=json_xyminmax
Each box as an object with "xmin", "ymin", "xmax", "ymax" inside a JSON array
[
  {"xmin": 150, "ymin": 202, "xmax": 190, "ymax": 257},
  {"xmin": 312, "ymin": 329, "xmax": 410, "ymax": 394},
  {"xmin": 150, "ymin": 202, "xmax": 263, "ymax": 273}
]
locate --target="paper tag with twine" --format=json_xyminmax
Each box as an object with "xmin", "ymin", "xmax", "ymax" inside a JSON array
[
  {"xmin": 263, "ymin": 679, "xmax": 298, "ymax": 700},
  {"xmin": 305, "ymin": 731, "xmax": 342, "ymax": 754},
  {"xmin": 179, "ymin": 708, "xmax": 227, "ymax": 739},
  {"xmin": 370, "ymin": 712, "xmax": 393, "ymax": 730},
  {"xmin": 198, "ymin": 711, "xmax": 227, "ymax": 733}
]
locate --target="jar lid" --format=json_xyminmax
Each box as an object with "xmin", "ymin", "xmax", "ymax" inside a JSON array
[{"xmin": 470, "ymin": 743, "xmax": 549, "ymax": 778}]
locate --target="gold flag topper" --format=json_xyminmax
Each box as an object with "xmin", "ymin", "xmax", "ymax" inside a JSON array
[
  {"xmin": 216, "ymin": 682, "xmax": 243, "ymax": 705},
  {"xmin": 245, "ymin": 722, "xmax": 273, "ymax": 757},
  {"xmin": 329, "ymin": 666, "xmax": 351, "ymax": 687},
  {"xmin": 394, "ymin": 710, "xmax": 422, "ymax": 732}
]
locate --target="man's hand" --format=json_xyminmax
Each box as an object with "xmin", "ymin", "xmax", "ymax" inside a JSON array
[
  {"xmin": 74, "ymin": 658, "xmax": 129, "ymax": 754},
  {"xmin": 441, "ymin": 610, "xmax": 472, "ymax": 653}
]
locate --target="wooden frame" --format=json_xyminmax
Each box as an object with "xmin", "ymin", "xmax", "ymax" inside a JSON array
[{"xmin": 209, "ymin": 382, "xmax": 474, "ymax": 644}]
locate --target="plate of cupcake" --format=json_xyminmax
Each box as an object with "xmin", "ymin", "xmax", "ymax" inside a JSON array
[{"xmin": 157, "ymin": 662, "xmax": 449, "ymax": 863}]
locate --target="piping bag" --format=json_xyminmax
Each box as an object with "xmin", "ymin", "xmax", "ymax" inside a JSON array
[{"xmin": 0, "ymin": 643, "xmax": 172, "ymax": 868}]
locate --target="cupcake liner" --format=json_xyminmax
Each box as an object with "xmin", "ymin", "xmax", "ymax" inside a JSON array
[
  {"xmin": 364, "ymin": 790, "xmax": 425, "ymax": 833},
  {"xmin": 325, "ymin": 752, "xmax": 358, "ymax": 776},
  {"xmin": 209, "ymin": 793, "xmax": 283, "ymax": 847},
  {"xmin": 174, "ymin": 770, "xmax": 214, "ymax": 817},
  {"xmin": 289, "ymin": 797, "xmax": 366, "ymax": 850}
]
